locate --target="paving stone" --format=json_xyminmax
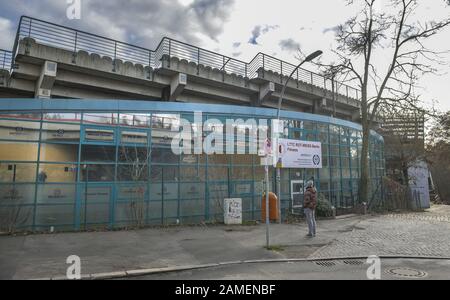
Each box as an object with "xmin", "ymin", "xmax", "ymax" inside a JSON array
[{"xmin": 310, "ymin": 207, "xmax": 450, "ymax": 259}]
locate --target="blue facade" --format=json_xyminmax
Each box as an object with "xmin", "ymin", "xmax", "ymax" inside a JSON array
[{"xmin": 0, "ymin": 99, "xmax": 385, "ymax": 231}]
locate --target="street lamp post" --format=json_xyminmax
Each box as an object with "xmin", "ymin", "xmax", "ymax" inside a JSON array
[{"xmin": 275, "ymin": 50, "xmax": 323, "ymax": 224}]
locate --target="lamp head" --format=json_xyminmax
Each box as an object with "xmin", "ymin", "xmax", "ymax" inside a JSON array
[{"xmin": 305, "ymin": 50, "xmax": 323, "ymax": 62}]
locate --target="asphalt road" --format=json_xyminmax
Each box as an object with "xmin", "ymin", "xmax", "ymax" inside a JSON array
[{"xmin": 125, "ymin": 258, "xmax": 450, "ymax": 280}]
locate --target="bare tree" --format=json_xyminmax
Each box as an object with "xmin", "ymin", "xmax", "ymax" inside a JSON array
[
  {"xmin": 307, "ymin": 0, "xmax": 450, "ymax": 203},
  {"xmin": 0, "ymin": 187, "xmax": 31, "ymax": 234},
  {"xmin": 118, "ymin": 136, "xmax": 151, "ymax": 228},
  {"xmin": 426, "ymin": 111, "xmax": 450, "ymax": 203}
]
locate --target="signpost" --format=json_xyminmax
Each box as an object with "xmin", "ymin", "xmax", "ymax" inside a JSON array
[
  {"xmin": 260, "ymin": 138, "xmax": 272, "ymax": 248},
  {"xmin": 260, "ymin": 137, "xmax": 322, "ymax": 247}
]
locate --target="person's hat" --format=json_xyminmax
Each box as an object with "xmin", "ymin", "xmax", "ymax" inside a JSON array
[{"xmin": 306, "ymin": 180, "xmax": 314, "ymax": 188}]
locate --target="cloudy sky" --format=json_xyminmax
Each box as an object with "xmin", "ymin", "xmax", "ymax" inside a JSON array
[{"xmin": 0, "ymin": 0, "xmax": 449, "ymax": 111}]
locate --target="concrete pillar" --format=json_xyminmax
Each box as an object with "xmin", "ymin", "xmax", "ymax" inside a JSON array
[
  {"xmin": 313, "ymin": 98, "xmax": 326, "ymax": 114},
  {"xmin": 170, "ymin": 73, "xmax": 187, "ymax": 101},
  {"xmin": 259, "ymin": 82, "xmax": 275, "ymax": 106},
  {"xmin": 351, "ymin": 109, "xmax": 362, "ymax": 122},
  {"xmin": 35, "ymin": 61, "xmax": 57, "ymax": 99}
]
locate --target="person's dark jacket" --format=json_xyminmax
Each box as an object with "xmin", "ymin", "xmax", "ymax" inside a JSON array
[{"xmin": 304, "ymin": 187, "xmax": 317, "ymax": 210}]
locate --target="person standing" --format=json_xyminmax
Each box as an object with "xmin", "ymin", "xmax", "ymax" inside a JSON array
[{"xmin": 304, "ymin": 180, "xmax": 317, "ymax": 237}]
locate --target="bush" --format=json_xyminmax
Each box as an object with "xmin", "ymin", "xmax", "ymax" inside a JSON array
[{"xmin": 316, "ymin": 193, "xmax": 334, "ymax": 218}]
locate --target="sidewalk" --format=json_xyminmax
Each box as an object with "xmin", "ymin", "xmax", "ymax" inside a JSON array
[{"xmin": 0, "ymin": 216, "xmax": 363, "ymax": 280}]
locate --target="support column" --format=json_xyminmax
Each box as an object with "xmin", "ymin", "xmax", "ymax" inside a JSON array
[
  {"xmin": 169, "ymin": 73, "xmax": 187, "ymax": 101},
  {"xmin": 351, "ymin": 108, "xmax": 362, "ymax": 122},
  {"xmin": 258, "ymin": 82, "xmax": 275, "ymax": 106},
  {"xmin": 35, "ymin": 61, "xmax": 57, "ymax": 99}
]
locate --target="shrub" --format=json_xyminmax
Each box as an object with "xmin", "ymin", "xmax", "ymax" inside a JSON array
[{"xmin": 316, "ymin": 193, "xmax": 334, "ymax": 218}]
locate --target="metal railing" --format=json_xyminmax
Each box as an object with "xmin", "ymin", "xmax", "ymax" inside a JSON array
[
  {"xmin": 11, "ymin": 16, "xmax": 361, "ymax": 102},
  {"xmin": 0, "ymin": 49, "xmax": 12, "ymax": 72},
  {"xmin": 154, "ymin": 38, "xmax": 248, "ymax": 76},
  {"xmin": 15, "ymin": 16, "xmax": 155, "ymax": 68},
  {"xmin": 249, "ymin": 53, "xmax": 360, "ymax": 100}
]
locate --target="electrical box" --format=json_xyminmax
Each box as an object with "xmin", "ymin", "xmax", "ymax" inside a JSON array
[{"xmin": 224, "ymin": 198, "xmax": 242, "ymax": 225}]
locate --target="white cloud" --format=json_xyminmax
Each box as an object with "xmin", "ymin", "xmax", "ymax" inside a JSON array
[
  {"xmin": 279, "ymin": 38, "xmax": 301, "ymax": 53},
  {"xmin": 0, "ymin": 0, "xmax": 448, "ymax": 111},
  {"xmin": 0, "ymin": 0, "xmax": 235, "ymax": 49},
  {"xmin": 0, "ymin": 17, "xmax": 14, "ymax": 49}
]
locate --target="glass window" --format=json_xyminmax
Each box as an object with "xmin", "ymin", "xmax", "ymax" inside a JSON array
[
  {"xmin": 80, "ymin": 164, "xmax": 115, "ymax": 182},
  {"xmin": 331, "ymin": 168, "xmax": 341, "ymax": 178},
  {"xmin": 331, "ymin": 180, "xmax": 341, "ymax": 190},
  {"xmin": 180, "ymin": 154, "xmax": 197, "ymax": 165},
  {"xmin": 280, "ymin": 169, "xmax": 289, "ymax": 180},
  {"xmin": 118, "ymin": 146, "xmax": 149, "ymax": 163},
  {"xmin": 1, "ymin": 113, "xmax": 41, "ymax": 121},
  {"xmin": 233, "ymin": 154, "xmax": 254, "ymax": 165},
  {"xmin": 208, "ymin": 154, "xmax": 229, "ymax": 165},
  {"xmin": 162, "ymin": 183, "xmax": 179, "ymax": 200},
  {"xmin": 303, "ymin": 121, "xmax": 316, "ymax": 131},
  {"xmin": 231, "ymin": 167, "xmax": 253, "ymax": 180},
  {"xmin": 341, "ymin": 168, "xmax": 351, "ymax": 178},
  {"xmin": 0, "ymin": 141, "xmax": 38, "ymax": 161},
  {"xmin": 292, "ymin": 131, "xmax": 301, "ymax": 140},
  {"xmin": 318, "ymin": 131, "xmax": 328, "ymax": 143},
  {"xmin": 254, "ymin": 167, "xmax": 266, "ymax": 181},
  {"xmin": 121, "ymin": 131, "xmax": 148, "ymax": 145},
  {"xmin": 319, "ymin": 168, "xmax": 330, "ymax": 180},
  {"xmin": 0, "ymin": 120, "xmax": 40, "ymax": 141},
  {"xmin": 116, "ymin": 184, "xmax": 148, "ymax": 201},
  {"xmin": 207, "ymin": 166, "xmax": 229, "ymax": 181},
  {"xmin": 152, "ymin": 114, "xmax": 180, "ymax": 131},
  {"xmin": 341, "ymin": 146, "xmax": 350, "ymax": 156},
  {"xmin": 304, "ymin": 132, "xmax": 316, "ymax": 141},
  {"xmin": 81, "ymin": 145, "xmax": 116, "ymax": 162},
  {"xmin": 329, "ymin": 156, "xmax": 340, "ymax": 167},
  {"xmin": 43, "ymin": 113, "xmax": 81, "ymax": 123},
  {"xmin": 151, "ymin": 148, "xmax": 179, "ymax": 164},
  {"xmin": 319, "ymin": 180, "xmax": 329, "ymax": 191},
  {"xmin": 317, "ymin": 123, "xmax": 328, "ymax": 132},
  {"xmin": 180, "ymin": 183, "xmax": 205, "ymax": 199},
  {"xmin": 341, "ymin": 157, "xmax": 350, "ymax": 168},
  {"xmin": 290, "ymin": 169, "xmax": 304, "ymax": 180},
  {"xmin": 0, "ymin": 163, "xmax": 36, "ymax": 182},
  {"xmin": 41, "ymin": 123, "xmax": 80, "ymax": 143},
  {"xmin": 38, "ymin": 164, "xmax": 77, "ymax": 183},
  {"xmin": 85, "ymin": 128, "xmax": 115, "ymax": 143},
  {"xmin": 180, "ymin": 166, "xmax": 205, "ymax": 182},
  {"xmin": 83, "ymin": 113, "xmax": 118, "ymax": 125},
  {"xmin": 40, "ymin": 144, "xmax": 79, "ymax": 163},
  {"xmin": 330, "ymin": 145, "xmax": 340, "ymax": 156},
  {"xmin": 322, "ymin": 156, "xmax": 329, "ymax": 167},
  {"xmin": 36, "ymin": 184, "xmax": 76, "ymax": 205},
  {"xmin": 119, "ymin": 113, "xmax": 151, "ymax": 128},
  {"xmin": 330, "ymin": 134, "xmax": 339, "ymax": 145},
  {"xmin": 150, "ymin": 166, "xmax": 178, "ymax": 182},
  {"xmin": 117, "ymin": 165, "xmax": 148, "ymax": 181},
  {"xmin": 329, "ymin": 125, "xmax": 340, "ymax": 134}
]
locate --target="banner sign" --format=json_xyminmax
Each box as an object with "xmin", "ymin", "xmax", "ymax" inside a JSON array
[{"xmin": 276, "ymin": 139, "xmax": 322, "ymax": 169}]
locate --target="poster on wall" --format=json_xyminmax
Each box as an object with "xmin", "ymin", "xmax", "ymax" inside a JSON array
[{"xmin": 276, "ymin": 139, "xmax": 322, "ymax": 169}]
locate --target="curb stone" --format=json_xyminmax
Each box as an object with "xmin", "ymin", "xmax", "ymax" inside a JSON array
[{"xmin": 42, "ymin": 255, "xmax": 450, "ymax": 280}]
